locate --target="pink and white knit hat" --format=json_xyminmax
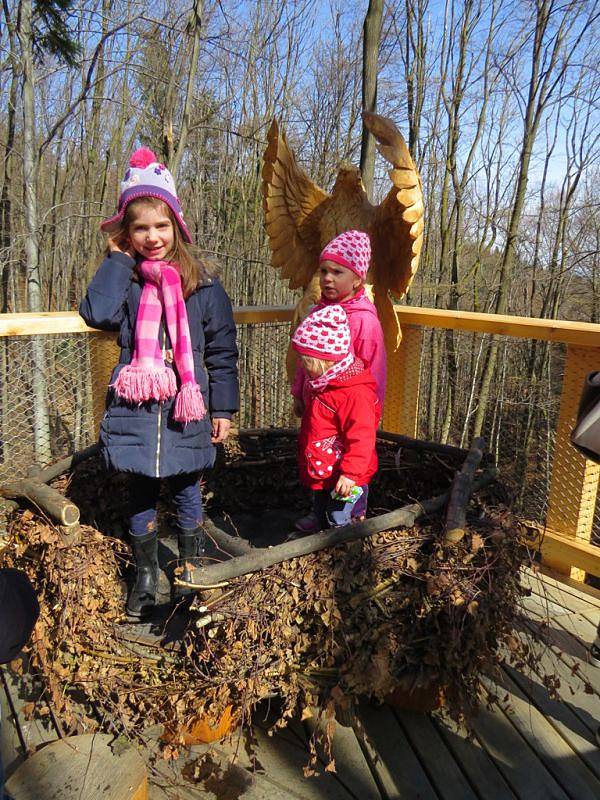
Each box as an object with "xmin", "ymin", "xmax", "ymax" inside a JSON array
[
  {"xmin": 319, "ymin": 229, "xmax": 371, "ymax": 280},
  {"xmin": 101, "ymin": 148, "xmax": 192, "ymax": 243},
  {"xmin": 292, "ymin": 305, "xmax": 352, "ymax": 362}
]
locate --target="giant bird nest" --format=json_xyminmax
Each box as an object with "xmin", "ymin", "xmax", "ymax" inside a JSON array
[{"xmin": 0, "ymin": 432, "xmax": 550, "ymax": 768}]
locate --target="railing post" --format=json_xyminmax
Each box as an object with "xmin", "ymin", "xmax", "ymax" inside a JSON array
[
  {"xmin": 382, "ymin": 323, "xmax": 422, "ymax": 436},
  {"xmin": 546, "ymin": 344, "xmax": 600, "ymax": 579},
  {"xmin": 89, "ymin": 332, "xmax": 119, "ymax": 432}
]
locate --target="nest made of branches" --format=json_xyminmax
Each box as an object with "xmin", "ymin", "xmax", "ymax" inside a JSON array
[{"xmin": 0, "ymin": 433, "xmax": 552, "ymax": 769}]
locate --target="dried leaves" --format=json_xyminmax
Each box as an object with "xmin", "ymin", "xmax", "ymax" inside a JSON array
[{"xmin": 0, "ymin": 435, "xmax": 547, "ymax": 770}]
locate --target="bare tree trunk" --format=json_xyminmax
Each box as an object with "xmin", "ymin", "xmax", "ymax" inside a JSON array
[
  {"xmin": 359, "ymin": 0, "xmax": 383, "ymax": 199},
  {"xmin": 473, "ymin": 0, "xmax": 585, "ymax": 437},
  {"xmin": 17, "ymin": 0, "xmax": 51, "ymax": 463},
  {"xmin": 171, "ymin": 0, "xmax": 203, "ymax": 178}
]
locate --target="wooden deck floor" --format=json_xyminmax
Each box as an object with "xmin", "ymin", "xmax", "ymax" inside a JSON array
[{"xmin": 2, "ymin": 567, "xmax": 600, "ymax": 800}]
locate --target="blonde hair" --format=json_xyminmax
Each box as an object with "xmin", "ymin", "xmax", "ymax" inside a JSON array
[
  {"xmin": 106, "ymin": 197, "xmax": 216, "ymax": 298},
  {"xmin": 300, "ymin": 355, "xmax": 335, "ymax": 377}
]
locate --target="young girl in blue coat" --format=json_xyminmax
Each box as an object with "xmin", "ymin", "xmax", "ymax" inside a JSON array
[{"xmin": 80, "ymin": 148, "xmax": 239, "ymax": 617}]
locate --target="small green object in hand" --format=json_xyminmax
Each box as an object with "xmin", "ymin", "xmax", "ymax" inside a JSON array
[{"xmin": 330, "ymin": 485, "xmax": 364, "ymax": 504}]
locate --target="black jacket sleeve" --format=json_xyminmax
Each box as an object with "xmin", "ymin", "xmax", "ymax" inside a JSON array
[
  {"xmin": 203, "ymin": 280, "xmax": 239, "ymax": 416},
  {"xmin": 79, "ymin": 252, "xmax": 135, "ymax": 331},
  {"xmin": 0, "ymin": 569, "xmax": 40, "ymax": 664}
]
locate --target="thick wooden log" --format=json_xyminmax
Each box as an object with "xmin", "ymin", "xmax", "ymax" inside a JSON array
[
  {"xmin": 36, "ymin": 444, "xmax": 99, "ymax": 484},
  {"xmin": 0, "ymin": 479, "xmax": 80, "ymax": 527},
  {"xmin": 187, "ymin": 469, "xmax": 497, "ymax": 588},
  {"xmin": 239, "ymin": 426, "xmax": 298, "ymax": 438},
  {"xmin": 444, "ymin": 436, "xmax": 486, "ymax": 544},
  {"xmin": 203, "ymin": 518, "xmax": 253, "ymax": 557},
  {"xmin": 376, "ymin": 431, "xmax": 472, "ymax": 460},
  {"xmin": 5, "ymin": 732, "xmax": 147, "ymax": 799}
]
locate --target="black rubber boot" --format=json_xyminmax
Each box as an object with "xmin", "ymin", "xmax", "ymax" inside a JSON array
[
  {"xmin": 174, "ymin": 526, "xmax": 206, "ymax": 598},
  {"xmin": 126, "ymin": 530, "xmax": 159, "ymax": 617}
]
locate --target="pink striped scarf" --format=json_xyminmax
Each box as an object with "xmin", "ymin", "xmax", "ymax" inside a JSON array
[{"xmin": 112, "ymin": 260, "xmax": 206, "ymax": 424}]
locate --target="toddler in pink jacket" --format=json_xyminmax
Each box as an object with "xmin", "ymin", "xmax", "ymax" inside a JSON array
[
  {"xmin": 292, "ymin": 229, "xmax": 386, "ymax": 412},
  {"xmin": 292, "ymin": 230, "xmax": 386, "ymax": 532}
]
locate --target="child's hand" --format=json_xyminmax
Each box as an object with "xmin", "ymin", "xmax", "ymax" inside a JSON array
[
  {"xmin": 334, "ymin": 475, "xmax": 356, "ymax": 498},
  {"xmin": 107, "ymin": 234, "xmax": 135, "ymax": 258},
  {"xmin": 211, "ymin": 417, "xmax": 231, "ymax": 444},
  {"xmin": 293, "ymin": 397, "xmax": 304, "ymax": 417}
]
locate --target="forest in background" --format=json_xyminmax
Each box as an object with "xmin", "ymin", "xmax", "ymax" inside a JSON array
[{"xmin": 1, "ymin": 0, "xmax": 600, "ymax": 507}]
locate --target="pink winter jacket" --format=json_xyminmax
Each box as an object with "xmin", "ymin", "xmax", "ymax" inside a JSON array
[{"xmin": 291, "ymin": 288, "xmax": 387, "ymax": 407}]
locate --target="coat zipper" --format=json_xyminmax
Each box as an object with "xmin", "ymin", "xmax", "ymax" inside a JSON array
[{"xmin": 155, "ymin": 327, "xmax": 166, "ymax": 477}]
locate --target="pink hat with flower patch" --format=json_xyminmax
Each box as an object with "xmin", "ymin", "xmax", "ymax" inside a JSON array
[
  {"xmin": 292, "ymin": 305, "xmax": 352, "ymax": 362},
  {"xmin": 100, "ymin": 147, "xmax": 192, "ymax": 243},
  {"xmin": 319, "ymin": 229, "xmax": 371, "ymax": 280}
]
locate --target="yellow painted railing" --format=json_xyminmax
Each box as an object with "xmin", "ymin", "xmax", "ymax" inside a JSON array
[
  {"xmin": 2, "ymin": 305, "xmax": 600, "ymax": 579},
  {"xmin": 388, "ymin": 307, "xmax": 600, "ymax": 581}
]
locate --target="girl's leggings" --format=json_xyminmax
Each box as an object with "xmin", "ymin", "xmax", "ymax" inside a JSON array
[{"xmin": 129, "ymin": 472, "xmax": 203, "ymax": 537}]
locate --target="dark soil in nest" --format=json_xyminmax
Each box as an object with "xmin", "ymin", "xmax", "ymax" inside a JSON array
[{"xmin": 56, "ymin": 430, "xmax": 475, "ymax": 548}]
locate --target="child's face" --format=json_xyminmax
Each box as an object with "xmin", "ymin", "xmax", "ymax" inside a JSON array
[
  {"xmin": 301, "ymin": 356, "xmax": 335, "ymax": 379},
  {"xmin": 127, "ymin": 205, "xmax": 175, "ymax": 261},
  {"xmin": 319, "ymin": 260, "xmax": 362, "ymax": 301}
]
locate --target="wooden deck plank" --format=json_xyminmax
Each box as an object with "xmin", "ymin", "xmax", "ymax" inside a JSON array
[
  {"xmin": 580, "ymin": 608, "xmax": 600, "ymax": 631},
  {"xmin": 393, "ymin": 709, "xmax": 479, "ymax": 800},
  {"xmin": 516, "ymin": 621, "xmax": 600, "ymax": 735},
  {"xmin": 431, "ymin": 717, "xmax": 519, "ymax": 800},
  {"xmin": 4, "ymin": 733, "xmax": 148, "ymax": 800},
  {"xmin": 185, "ymin": 723, "xmax": 363, "ymax": 800},
  {"xmin": 537, "ymin": 569, "xmax": 600, "ymax": 608},
  {"xmin": 521, "ymin": 598, "xmax": 597, "ymax": 666},
  {"xmin": 0, "ymin": 672, "xmax": 24, "ymax": 778},
  {"xmin": 470, "ymin": 692, "xmax": 571, "ymax": 799},
  {"xmin": 520, "ymin": 593, "xmax": 581, "ymax": 621},
  {"xmin": 483, "ymin": 672, "xmax": 600, "ymax": 800},
  {"xmin": 355, "ymin": 701, "xmax": 439, "ymax": 799},
  {"xmin": 303, "ymin": 714, "xmax": 381, "ymax": 800},
  {"xmin": 0, "ymin": 666, "xmax": 59, "ymax": 768},
  {"xmin": 502, "ymin": 662, "xmax": 600, "ymax": 780},
  {"xmin": 251, "ymin": 724, "xmax": 368, "ymax": 800},
  {"xmin": 521, "ymin": 571, "xmax": 597, "ymax": 615}
]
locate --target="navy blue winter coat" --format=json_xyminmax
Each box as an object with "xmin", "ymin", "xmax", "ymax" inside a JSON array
[{"xmin": 79, "ymin": 252, "xmax": 239, "ymax": 478}]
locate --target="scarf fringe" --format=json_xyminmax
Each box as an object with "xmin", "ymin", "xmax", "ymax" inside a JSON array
[
  {"xmin": 112, "ymin": 365, "xmax": 177, "ymax": 404},
  {"xmin": 174, "ymin": 382, "xmax": 206, "ymax": 423}
]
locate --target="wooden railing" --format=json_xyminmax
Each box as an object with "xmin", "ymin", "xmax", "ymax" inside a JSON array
[
  {"xmin": 389, "ymin": 307, "xmax": 600, "ymax": 581},
  {"xmin": 2, "ymin": 305, "xmax": 600, "ymax": 580}
]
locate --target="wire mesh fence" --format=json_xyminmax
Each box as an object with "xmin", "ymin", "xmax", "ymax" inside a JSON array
[
  {"xmin": 0, "ymin": 321, "xmax": 294, "ymax": 484},
  {"xmin": 389, "ymin": 323, "xmax": 600, "ymax": 545},
  {"xmin": 1, "ymin": 315, "xmax": 599, "ymax": 551}
]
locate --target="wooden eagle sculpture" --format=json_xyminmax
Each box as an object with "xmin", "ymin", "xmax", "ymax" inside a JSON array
[{"xmin": 262, "ymin": 111, "xmax": 424, "ymax": 382}]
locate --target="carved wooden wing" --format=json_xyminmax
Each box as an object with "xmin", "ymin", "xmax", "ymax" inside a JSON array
[
  {"xmin": 262, "ymin": 119, "xmax": 329, "ymax": 290},
  {"xmin": 366, "ymin": 111, "xmax": 424, "ymax": 302}
]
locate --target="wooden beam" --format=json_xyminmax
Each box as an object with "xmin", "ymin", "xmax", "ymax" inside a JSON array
[
  {"xmin": 232, "ymin": 305, "xmax": 295, "ymax": 324},
  {"xmin": 395, "ymin": 306, "xmax": 600, "ymax": 347},
  {"xmin": 520, "ymin": 526, "xmax": 600, "ymax": 579},
  {"xmin": 185, "ymin": 469, "xmax": 498, "ymax": 588},
  {"xmin": 3, "ymin": 306, "xmax": 600, "ymax": 346},
  {"xmin": 546, "ymin": 345, "xmax": 600, "ymax": 579},
  {"xmin": 0, "ymin": 312, "xmax": 99, "ymax": 337},
  {"xmin": 89, "ymin": 332, "xmax": 120, "ymax": 430},
  {"xmin": 0, "ymin": 307, "xmax": 296, "ymax": 337},
  {"xmin": 383, "ymin": 324, "xmax": 422, "ymax": 435}
]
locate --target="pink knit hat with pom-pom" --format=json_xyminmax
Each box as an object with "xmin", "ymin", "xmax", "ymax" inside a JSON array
[
  {"xmin": 320, "ymin": 229, "xmax": 371, "ymax": 280},
  {"xmin": 100, "ymin": 147, "xmax": 192, "ymax": 243},
  {"xmin": 292, "ymin": 305, "xmax": 352, "ymax": 362}
]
